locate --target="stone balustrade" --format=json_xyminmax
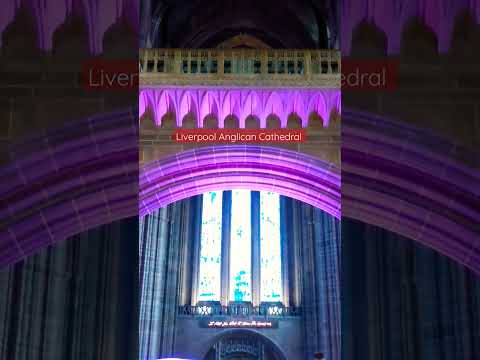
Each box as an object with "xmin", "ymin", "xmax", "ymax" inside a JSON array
[
  {"xmin": 140, "ymin": 48, "xmax": 341, "ymax": 88},
  {"xmin": 178, "ymin": 304, "xmax": 301, "ymax": 318}
]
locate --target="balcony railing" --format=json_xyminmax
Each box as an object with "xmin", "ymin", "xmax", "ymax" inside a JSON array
[
  {"xmin": 140, "ymin": 48, "xmax": 340, "ymax": 88},
  {"xmin": 178, "ymin": 303, "xmax": 302, "ymax": 318}
]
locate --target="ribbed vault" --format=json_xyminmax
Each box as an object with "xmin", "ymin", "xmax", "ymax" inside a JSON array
[
  {"xmin": 139, "ymin": 88, "xmax": 341, "ymax": 128},
  {"xmin": 140, "ymin": 146, "xmax": 341, "ymax": 218}
]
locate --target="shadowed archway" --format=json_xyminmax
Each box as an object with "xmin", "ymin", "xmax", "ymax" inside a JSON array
[{"xmin": 201, "ymin": 329, "xmax": 288, "ymax": 360}]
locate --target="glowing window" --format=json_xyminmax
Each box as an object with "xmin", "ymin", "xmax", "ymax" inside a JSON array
[
  {"xmin": 198, "ymin": 190, "xmax": 282, "ymax": 304},
  {"xmin": 229, "ymin": 189, "xmax": 252, "ymax": 301},
  {"xmin": 198, "ymin": 191, "xmax": 223, "ymax": 301},
  {"xmin": 260, "ymin": 192, "xmax": 282, "ymax": 302}
]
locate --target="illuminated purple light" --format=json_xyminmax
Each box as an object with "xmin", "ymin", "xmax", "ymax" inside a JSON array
[
  {"xmin": 0, "ymin": 109, "xmax": 478, "ymax": 276},
  {"xmin": 0, "ymin": 0, "xmax": 138, "ymax": 54},
  {"xmin": 341, "ymin": 0, "xmax": 480, "ymax": 54},
  {"xmin": 139, "ymin": 88, "xmax": 341, "ymax": 128},
  {"xmin": 342, "ymin": 109, "xmax": 480, "ymax": 273},
  {"xmin": 2, "ymin": 1, "xmax": 479, "ymax": 55},
  {"xmin": 140, "ymin": 145, "xmax": 341, "ymax": 219}
]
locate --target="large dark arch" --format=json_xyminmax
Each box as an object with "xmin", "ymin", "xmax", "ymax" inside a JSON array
[
  {"xmin": 0, "ymin": 108, "xmax": 478, "ymax": 275},
  {"xmin": 342, "ymin": 109, "xmax": 480, "ymax": 273}
]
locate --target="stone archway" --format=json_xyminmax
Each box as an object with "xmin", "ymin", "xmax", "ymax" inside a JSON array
[
  {"xmin": 342, "ymin": 109, "xmax": 480, "ymax": 274},
  {"xmin": 201, "ymin": 330, "xmax": 287, "ymax": 360},
  {"xmin": 140, "ymin": 145, "xmax": 341, "ymax": 219}
]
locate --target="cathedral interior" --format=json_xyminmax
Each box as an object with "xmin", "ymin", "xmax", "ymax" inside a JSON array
[{"xmin": 0, "ymin": 0, "xmax": 478, "ymax": 360}]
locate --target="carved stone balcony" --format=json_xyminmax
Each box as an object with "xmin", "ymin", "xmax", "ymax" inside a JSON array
[
  {"xmin": 140, "ymin": 49, "xmax": 341, "ymax": 88},
  {"xmin": 178, "ymin": 303, "xmax": 302, "ymax": 318}
]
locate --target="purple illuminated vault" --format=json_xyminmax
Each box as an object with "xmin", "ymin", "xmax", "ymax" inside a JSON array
[
  {"xmin": 342, "ymin": 109, "xmax": 480, "ymax": 273},
  {"xmin": 2, "ymin": 1, "xmax": 479, "ymax": 55},
  {"xmin": 140, "ymin": 145, "xmax": 341, "ymax": 218},
  {"xmin": 139, "ymin": 88, "xmax": 341, "ymax": 128},
  {"xmin": 341, "ymin": 0, "xmax": 480, "ymax": 54},
  {"xmin": 0, "ymin": 0, "xmax": 138, "ymax": 54}
]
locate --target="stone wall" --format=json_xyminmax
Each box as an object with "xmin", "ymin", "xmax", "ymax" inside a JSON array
[{"xmin": 139, "ymin": 111, "xmax": 341, "ymax": 167}]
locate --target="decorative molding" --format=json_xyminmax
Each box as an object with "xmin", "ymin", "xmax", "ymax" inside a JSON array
[
  {"xmin": 140, "ymin": 76, "xmax": 341, "ymax": 88},
  {"xmin": 178, "ymin": 304, "xmax": 300, "ymax": 318},
  {"xmin": 139, "ymin": 88, "xmax": 341, "ymax": 128}
]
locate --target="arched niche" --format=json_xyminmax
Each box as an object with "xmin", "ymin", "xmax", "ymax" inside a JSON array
[
  {"xmin": 102, "ymin": 18, "xmax": 137, "ymax": 59},
  {"xmin": 224, "ymin": 115, "xmax": 240, "ymax": 129},
  {"xmin": 52, "ymin": 15, "xmax": 89, "ymax": 60},
  {"xmin": 1, "ymin": 6, "xmax": 40, "ymax": 58},
  {"xmin": 350, "ymin": 20, "xmax": 387, "ymax": 58},
  {"xmin": 265, "ymin": 115, "xmax": 281, "ymax": 129},
  {"xmin": 245, "ymin": 115, "xmax": 260, "ymax": 129},
  {"xmin": 203, "ymin": 114, "xmax": 219, "ymax": 129},
  {"xmin": 449, "ymin": 9, "xmax": 480, "ymax": 62},
  {"xmin": 286, "ymin": 114, "xmax": 303, "ymax": 129},
  {"xmin": 160, "ymin": 112, "xmax": 177, "ymax": 129},
  {"xmin": 400, "ymin": 17, "xmax": 439, "ymax": 63}
]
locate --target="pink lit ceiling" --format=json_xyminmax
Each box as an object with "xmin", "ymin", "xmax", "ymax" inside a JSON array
[
  {"xmin": 341, "ymin": 0, "xmax": 480, "ymax": 54},
  {"xmin": 1, "ymin": 0, "xmax": 479, "ymax": 54},
  {"xmin": 0, "ymin": 0, "xmax": 138, "ymax": 54},
  {"xmin": 139, "ymin": 88, "xmax": 341, "ymax": 128}
]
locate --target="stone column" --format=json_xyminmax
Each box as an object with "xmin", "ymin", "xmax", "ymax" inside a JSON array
[
  {"xmin": 280, "ymin": 196, "xmax": 290, "ymax": 306},
  {"xmin": 190, "ymin": 196, "xmax": 203, "ymax": 305},
  {"xmin": 251, "ymin": 191, "xmax": 261, "ymax": 306},
  {"xmin": 221, "ymin": 191, "xmax": 232, "ymax": 305}
]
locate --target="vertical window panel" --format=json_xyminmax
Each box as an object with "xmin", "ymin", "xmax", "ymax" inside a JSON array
[
  {"xmin": 230, "ymin": 189, "xmax": 252, "ymax": 301},
  {"xmin": 198, "ymin": 191, "xmax": 223, "ymax": 301},
  {"xmin": 260, "ymin": 192, "xmax": 282, "ymax": 302}
]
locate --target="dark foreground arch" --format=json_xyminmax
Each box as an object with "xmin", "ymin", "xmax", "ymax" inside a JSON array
[{"xmin": 0, "ymin": 108, "xmax": 478, "ymax": 275}]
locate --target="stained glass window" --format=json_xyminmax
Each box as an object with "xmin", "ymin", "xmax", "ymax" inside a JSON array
[
  {"xmin": 229, "ymin": 189, "xmax": 252, "ymax": 301},
  {"xmin": 198, "ymin": 191, "xmax": 223, "ymax": 301},
  {"xmin": 260, "ymin": 192, "xmax": 282, "ymax": 302},
  {"xmin": 198, "ymin": 190, "xmax": 283, "ymax": 304}
]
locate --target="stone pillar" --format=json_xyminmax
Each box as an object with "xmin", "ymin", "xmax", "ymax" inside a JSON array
[
  {"xmin": 251, "ymin": 191, "xmax": 261, "ymax": 306},
  {"xmin": 305, "ymin": 51, "xmax": 312, "ymax": 81},
  {"xmin": 0, "ymin": 219, "xmax": 139, "ymax": 360},
  {"xmin": 221, "ymin": 191, "xmax": 232, "ymax": 305},
  {"xmin": 219, "ymin": 51, "xmax": 225, "ymax": 76},
  {"xmin": 190, "ymin": 196, "xmax": 203, "ymax": 305},
  {"xmin": 280, "ymin": 196, "xmax": 290, "ymax": 306}
]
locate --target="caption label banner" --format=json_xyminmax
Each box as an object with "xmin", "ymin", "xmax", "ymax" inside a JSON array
[{"xmin": 199, "ymin": 319, "xmax": 279, "ymax": 329}]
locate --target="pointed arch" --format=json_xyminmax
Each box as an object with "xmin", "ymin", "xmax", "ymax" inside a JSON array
[
  {"xmin": 199, "ymin": 91, "xmax": 220, "ymax": 127},
  {"xmin": 179, "ymin": 90, "xmax": 198, "ymax": 127}
]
